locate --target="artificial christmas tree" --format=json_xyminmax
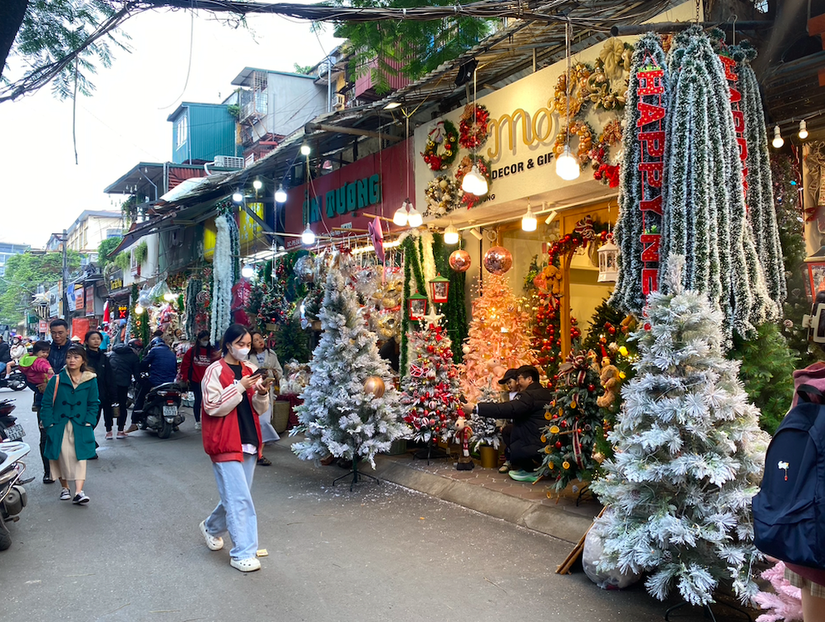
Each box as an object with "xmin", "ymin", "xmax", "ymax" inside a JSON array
[
  {"xmin": 591, "ymin": 256, "xmax": 768, "ymax": 608},
  {"xmin": 291, "ymin": 252, "xmax": 406, "ymax": 470},
  {"xmin": 400, "ymin": 315, "xmax": 463, "ymax": 444},
  {"xmin": 460, "ymin": 271, "xmax": 539, "ymax": 405},
  {"xmin": 537, "ymin": 342, "xmax": 605, "ymax": 492},
  {"xmin": 468, "ymin": 379, "xmax": 503, "ymax": 451}
]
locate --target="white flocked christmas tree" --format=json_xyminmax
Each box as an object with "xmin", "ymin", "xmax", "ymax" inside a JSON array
[
  {"xmin": 291, "ymin": 252, "xmax": 406, "ymax": 468},
  {"xmin": 591, "ymin": 256, "xmax": 769, "ymax": 608}
]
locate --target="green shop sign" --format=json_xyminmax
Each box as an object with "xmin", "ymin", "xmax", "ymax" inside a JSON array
[{"xmin": 303, "ymin": 174, "xmax": 381, "ymax": 224}]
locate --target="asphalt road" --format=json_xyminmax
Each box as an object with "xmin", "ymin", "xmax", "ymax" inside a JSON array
[{"xmin": 1, "ymin": 387, "xmax": 746, "ymax": 622}]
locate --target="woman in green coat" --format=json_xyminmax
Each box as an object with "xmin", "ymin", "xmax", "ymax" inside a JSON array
[{"xmin": 40, "ymin": 345, "xmax": 100, "ymax": 505}]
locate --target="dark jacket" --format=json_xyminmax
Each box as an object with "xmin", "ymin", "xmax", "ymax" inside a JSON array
[
  {"xmin": 47, "ymin": 340, "xmax": 70, "ymax": 373},
  {"xmin": 477, "ymin": 382, "xmax": 554, "ymax": 463},
  {"xmin": 141, "ymin": 342, "xmax": 177, "ymax": 386},
  {"xmin": 84, "ymin": 347, "xmax": 111, "ymax": 402},
  {"xmin": 109, "ymin": 343, "xmax": 140, "ymax": 387},
  {"xmin": 0, "ymin": 341, "xmax": 10, "ymax": 364}
]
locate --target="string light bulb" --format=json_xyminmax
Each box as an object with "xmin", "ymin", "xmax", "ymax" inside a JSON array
[
  {"xmin": 772, "ymin": 125, "xmax": 784, "ymax": 149},
  {"xmin": 241, "ymin": 263, "xmax": 255, "ymax": 278},
  {"xmin": 444, "ymin": 224, "xmax": 459, "ymax": 245},
  {"xmin": 799, "ymin": 120, "xmax": 809, "ymax": 140},
  {"xmin": 407, "ymin": 204, "xmax": 423, "ymax": 228},
  {"xmin": 274, "ymin": 184, "xmax": 287, "ymax": 203},
  {"xmin": 300, "ymin": 141, "xmax": 311, "ymax": 156},
  {"xmin": 393, "ymin": 202, "xmax": 409, "ymax": 226},
  {"xmin": 522, "ymin": 199, "xmax": 537, "ymax": 232},
  {"xmin": 252, "ymin": 179, "xmax": 263, "ymax": 191},
  {"xmin": 232, "ymin": 190, "xmax": 243, "ymax": 203}
]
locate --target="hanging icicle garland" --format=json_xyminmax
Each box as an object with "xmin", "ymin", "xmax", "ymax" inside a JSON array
[
  {"xmin": 431, "ymin": 232, "xmax": 468, "ymax": 364},
  {"xmin": 609, "ymin": 33, "xmax": 669, "ymax": 318},
  {"xmin": 210, "ymin": 213, "xmax": 234, "ymax": 344}
]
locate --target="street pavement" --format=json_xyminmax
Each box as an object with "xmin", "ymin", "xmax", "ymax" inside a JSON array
[{"xmin": 1, "ymin": 387, "xmax": 748, "ymax": 622}]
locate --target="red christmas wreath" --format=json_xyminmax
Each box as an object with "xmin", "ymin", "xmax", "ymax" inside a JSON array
[
  {"xmin": 421, "ymin": 120, "xmax": 459, "ymax": 171},
  {"xmin": 589, "ymin": 118, "xmax": 623, "ymax": 188},
  {"xmin": 458, "ymin": 104, "xmax": 490, "ymax": 150}
]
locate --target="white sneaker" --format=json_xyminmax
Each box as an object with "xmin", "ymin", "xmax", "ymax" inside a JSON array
[
  {"xmin": 230, "ymin": 557, "xmax": 261, "ymax": 572},
  {"xmin": 199, "ymin": 520, "xmax": 223, "ymax": 551},
  {"xmin": 194, "ymin": 422, "xmax": 201, "ymax": 431},
  {"xmin": 60, "ymin": 487, "xmax": 71, "ymax": 501}
]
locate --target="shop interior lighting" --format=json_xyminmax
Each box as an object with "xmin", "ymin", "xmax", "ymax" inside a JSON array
[
  {"xmin": 799, "ymin": 120, "xmax": 809, "ymax": 140},
  {"xmin": 252, "ymin": 178, "xmax": 263, "ymax": 191},
  {"xmin": 274, "ymin": 184, "xmax": 288, "ymax": 203},
  {"xmin": 444, "ymin": 224, "xmax": 460, "ymax": 245},
  {"xmin": 300, "ymin": 141, "xmax": 311, "ymax": 156},
  {"xmin": 545, "ymin": 209, "xmax": 558, "ymax": 225},
  {"xmin": 556, "ymin": 20, "xmax": 581, "ymax": 182},
  {"xmin": 232, "ymin": 190, "xmax": 244, "ymax": 203},
  {"xmin": 521, "ymin": 199, "xmax": 537, "ymax": 232},
  {"xmin": 469, "ymin": 227, "xmax": 483, "ymax": 240},
  {"xmin": 301, "ymin": 224, "xmax": 316, "ymax": 246},
  {"xmin": 772, "ymin": 125, "xmax": 784, "ymax": 149},
  {"xmin": 241, "ymin": 263, "xmax": 255, "ymax": 278}
]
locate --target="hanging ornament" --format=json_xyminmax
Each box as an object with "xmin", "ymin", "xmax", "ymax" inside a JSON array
[
  {"xmin": 449, "ymin": 249, "xmax": 472, "ymax": 273},
  {"xmin": 483, "ymin": 246, "xmax": 513, "ymax": 275},
  {"xmin": 293, "ymin": 255, "xmax": 316, "ymax": 283},
  {"xmin": 363, "ymin": 376, "xmax": 386, "ymax": 398}
]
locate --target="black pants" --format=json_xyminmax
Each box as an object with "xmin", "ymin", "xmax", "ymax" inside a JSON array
[
  {"xmin": 38, "ymin": 420, "xmax": 50, "ymax": 478},
  {"xmin": 501, "ymin": 423, "xmax": 538, "ymax": 472},
  {"xmin": 133, "ymin": 378, "xmax": 151, "ymax": 420},
  {"xmin": 191, "ymin": 383, "xmax": 202, "ymax": 423},
  {"xmin": 106, "ymin": 385, "xmax": 129, "ymax": 432}
]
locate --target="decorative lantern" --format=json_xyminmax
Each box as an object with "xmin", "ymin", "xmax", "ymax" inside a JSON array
[
  {"xmin": 597, "ymin": 236, "xmax": 619, "ymax": 283},
  {"xmin": 408, "ymin": 292, "xmax": 429, "ymax": 321},
  {"xmin": 428, "ymin": 274, "xmax": 450, "ymax": 305},
  {"xmin": 805, "ymin": 248, "xmax": 825, "ymax": 301}
]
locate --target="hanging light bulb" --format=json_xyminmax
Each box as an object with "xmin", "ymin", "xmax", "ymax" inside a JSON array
[
  {"xmin": 301, "ymin": 224, "xmax": 316, "ymax": 246},
  {"xmin": 556, "ymin": 146, "xmax": 581, "ymax": 180},
  {"xmin": 274, "ymin": 184, "xmax": 288, "ymax": 203},
  {"xmin": 462, "ymin": 165, "xmax": 487, "ymax": 195},
  {"xmin": 407, "ymin": 204, "xmax": 423, "ymax": 228},
  {"xmin": 300, "ymin": 141, "xmax": 311, "ymax": 156},
  {"xmin": 241, "ymin": 263, "xmax": 255, "ymax": 278},
  {"xmin": 444, "ymin": 224, "xmax": 459, "ymax": 245},
  {"xmin": 772, "ymin": 125, "xmax": 784, "ymax": 149},
  {"xmin": 522, "ymin": 200, "xmax": 537, "ymax": 232},
  {"xmin": 134, "ymin": 303, "xmax": 144, "ymax": 315},
  {"xmin": 252, "ymin": 178, "xmax": 263, "ymax": 191},
  {"xmin": 799, "ymin": 120, "xmax": 809, "ymax": 140},
  {"xmin": 393, "ymin": 201, "xmax": 409, "ymax": 226},
  {"xmin": 232, "ymin": 190, "xmax": 243, "ymax": 203}
]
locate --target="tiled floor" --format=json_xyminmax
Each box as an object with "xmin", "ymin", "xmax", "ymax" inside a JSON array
[{"xmin": 381, "ymin": 449, "xmax": 603, "ymax": 521}]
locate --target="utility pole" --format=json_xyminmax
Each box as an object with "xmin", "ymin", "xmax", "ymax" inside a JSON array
[{"xmin": 61, "ymin": 228, "xmax": 68, "ymax": 320}]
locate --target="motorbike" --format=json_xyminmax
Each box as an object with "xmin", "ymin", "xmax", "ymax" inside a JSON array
[
  {"xmin": 0, "ymin": 400, "xmax": 30, "ymax": 551},
  {"xmin": 0, "ymin": 370, "xmax": 26, "ymax": 392},
  {"xmin": 0, "ymin": 399, "xmax": 24, "ymax": 442},
  {"xmin": 138, "ymin": 382, "xmax": 185, "ymax": 439}
]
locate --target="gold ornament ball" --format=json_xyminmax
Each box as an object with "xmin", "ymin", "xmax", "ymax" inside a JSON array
[
  {"xmin": 483, "ymin": 246, "xmax": 513, "ymax": 275},
  {"xmin": 363, "ymin": 376, "xmax": 386, "ymax": 398},
  {"xmin": 593, "ymin": 452, "xmax": 605, "ymax": 464},
  {"xmin": 449, "ymin": 249, "xmax": 472, "ymax": 273}
]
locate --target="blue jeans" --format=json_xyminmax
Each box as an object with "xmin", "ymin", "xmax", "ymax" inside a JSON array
[{"xmin": 205, "ymin": 454, "xmax": 258, "ymax": 560}]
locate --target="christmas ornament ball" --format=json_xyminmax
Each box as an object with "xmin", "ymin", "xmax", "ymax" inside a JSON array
[
  {"xmin": 293, "ymin": 255, "xmax": 316, "ymax": 283},
  {"xmin": 449, "ymin": 249, "xmax": 472, "ymax": 273},
  {"xmin": 483, "ymin": 246, "xmax": 513, "ymax": 275},
  {"xmin": 363, "ymin": 376, "xmax": 386, "ymax": 398}
]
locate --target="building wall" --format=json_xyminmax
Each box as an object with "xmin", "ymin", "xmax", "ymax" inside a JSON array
[
  {"xmin": 66, "ymin": 215, "xmax": 124, "ymax": 255},
  {"xmin": 171, "ymin": 104, "xmax": 235, "ymax": 164},
  {"xmin": 0, "ymin": 243, "xmax": 30, "ymax": 277},
  {"xmin": 266, "ymin": 73, "xmax": 327, "ymax": 137}
]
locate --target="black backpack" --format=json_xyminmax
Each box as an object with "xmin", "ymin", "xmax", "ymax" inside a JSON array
[{"xmin": 752, "ymin": 385, "xmax": 825, "ymax": 568}]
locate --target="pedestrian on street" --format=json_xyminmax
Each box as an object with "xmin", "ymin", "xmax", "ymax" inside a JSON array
[
  {"xmin": 10, "ymin": 336, "xmax": 26, "ymax": 364},
  {"xmin": 179, "ymin": 330, "xmax": 218, "ymax": 431},
  {"xmin": 0, "ymin": 335, "xmax": 11, "ymax": 378},
  {"xmin": 250, "ymin": 331, "xmax": 283, "ymax": 465},
  {"xmin": 108, "ymin": 339, "xmax": 142, "ymax": 437},
  {"xmin": 129, "ymin": 335, "xmax": 177, "ymax": 430},
  {"xmin": 45, "ymin": 318, "xmax": 70, "ymax": 375},
  {"xmin": 199, "ymin": 324, "xmax": 273, "ymax": 572},
  {"xmin": 18, "ymin": 341, "xmax": 55, "ymax": 483},
  {"xmin": 39, "ymin": 345, "xmax": 100, "ymax": 505},
  {"xmin": 84, "ymin": 330, "xmax": 113, "ymax": 445}
]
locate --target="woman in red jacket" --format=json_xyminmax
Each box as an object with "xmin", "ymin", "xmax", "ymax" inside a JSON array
[
  {"xmin": 198, "ymin": 324, "xmax": 273, "ymax": 572},
  {"xmin": 179, "ymin": 330, "xmax": 218, "ymax": 431}
]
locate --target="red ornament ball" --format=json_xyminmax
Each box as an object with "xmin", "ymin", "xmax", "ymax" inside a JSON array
[{"xmin": 449, "ymin": 249, "xmax": 472, "ymax": 273}]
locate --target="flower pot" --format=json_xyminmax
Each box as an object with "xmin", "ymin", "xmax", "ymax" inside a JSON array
[{"xmin": 479, "ymin": 445, "xmax": 500, "ymax": 469}]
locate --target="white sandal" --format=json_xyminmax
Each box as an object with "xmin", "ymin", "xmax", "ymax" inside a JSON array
[{"xmin": 230, "ymin": 557, "xmax": 261, "ymax": 572}]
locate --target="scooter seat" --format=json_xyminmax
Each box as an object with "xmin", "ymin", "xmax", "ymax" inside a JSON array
[{"xmin": 151, "ymin": 382, "xmax": 179, "ymax": 392}]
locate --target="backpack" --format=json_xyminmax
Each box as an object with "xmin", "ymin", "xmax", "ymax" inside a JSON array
[{"xmin": 752, "ymin": 385, "xmax": 825, "ymax": 568}]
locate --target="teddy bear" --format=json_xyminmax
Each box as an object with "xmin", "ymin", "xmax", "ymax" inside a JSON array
[
  {"xmin": 596, "ymin": 357, "xmax": 621, "ymax": 409},
  {"xmin": 454, "ymin": 416, "xmax": 475, "ymax": 471},
  {"xmin": 543, "ymin": 264, "xmax": 563, "ymax": 297}
]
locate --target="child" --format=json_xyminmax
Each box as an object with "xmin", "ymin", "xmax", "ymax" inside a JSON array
[{"xmin": 18, "ymin": 341, "xmax": 55, "ymax": 484}]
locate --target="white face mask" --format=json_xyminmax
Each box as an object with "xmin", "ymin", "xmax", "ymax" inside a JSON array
[
  {"xmin": 231, "ymin": 346, "xmax": 250, "ymax": 361},
  {"xmin": 199, "ymin": 339, "xmax": 209, "ymax": 347}
]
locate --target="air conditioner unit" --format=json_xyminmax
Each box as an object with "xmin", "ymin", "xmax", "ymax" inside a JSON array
[
  {"xmin": 214, "ymin": 155, "xmax": 244, "ymax": 169},
  {"xmin": 334, "ymin": 93, "xmax": 346, "ymax": 111}
]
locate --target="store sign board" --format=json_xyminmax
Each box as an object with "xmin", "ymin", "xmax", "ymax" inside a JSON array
[
  {"xmin": 38, "ymin": 320, "xmax": 48, "ymax": 334},
  {"xmin": 48, "ymin": 285, "xmax": 59, "ymax": 318},
  {"xmin": 239, "ymin": 202, "xmax": 265, "ymax": 247},
  {"xmin": 282, "ymin": 140, "xmax": 409, "ymax": 249},
  {"xmin": 85, "ymin": 285, "xmax": 95, "ymax": 316}
]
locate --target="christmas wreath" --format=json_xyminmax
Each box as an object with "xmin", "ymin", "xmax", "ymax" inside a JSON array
[
  {"xmin": 424, "ymin": 175, "xmax": 461, "ymax": 217},
  {"xmin": 454, "ymin": 154, "xmax": 492, "ymax": 210},
  {"xmin": 421, "ymin": 120, "xmax": 459, "ymax": 171},
  {"xmin": 589, "ymin": 118, "xmax": 623, "ymax": 188},
  {"xmin": 585, "ymin": 60, "xmax": 628, "ymax": 111},
  {"xmin": 552, "ymin": 63, "xmax": 593, "ymax": 119},
  {"xmin": 553, "ymin": 120, "xmax": 595, "ymax": 166},
  {"xmin": 458, "ymin": 103, "xmax": 490, "ymax": 150}
]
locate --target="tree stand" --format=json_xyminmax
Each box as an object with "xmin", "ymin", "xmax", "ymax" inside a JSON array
[
  {"xmin": 664, "ymin": 600, "xmax": 752, "ymax": 622},
  {"xmin": 412, "ymin": 438, "xmax": 449, "ymax": 464},
  {"xmin": 332, "ymin": 457, "xmax": 380, "ymax": 492}
]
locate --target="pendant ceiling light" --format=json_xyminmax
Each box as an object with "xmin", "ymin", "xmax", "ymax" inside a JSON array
[
  {"xmin": 393, "ymin": 202, "xmax": 409, "ymax": 226},
  {"xmin": 772, "ymin": 125, "xmax": 784, "ymax": 149},
  {"xmin": 556, "ymin": 20, "xmax": 580, "ymax": 181},
  {"xmin": 799, "ymin": 120, "xmax": 809, "ymax": 140},
  {"xmin": 462, "ymin": 64, "xmax": 488, "ymax": 197},
  {"xmin": 407, "ymin": 204, "xmax": 423, "ymax": 228},
  {"xmin": 521, "ymin": 199, "xmax": 537, "ymax": 232},
  {"xmin": 274, "ymin": 184, "xmax": 288, "ymax": 203},
  {"xmin": 301, "ymin": 224, "xmax": 316, "ymax": 246},
  {"xmin": 444, "ymin": 224, "xmax": 460, "ymax": 245}
]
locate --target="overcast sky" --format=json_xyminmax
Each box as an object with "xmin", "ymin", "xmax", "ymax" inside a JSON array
[{"xmin": 0, "ymin": 6, "xmax": 343, "ymax": 249}]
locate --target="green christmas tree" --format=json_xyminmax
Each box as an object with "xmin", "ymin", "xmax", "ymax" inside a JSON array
[
  {"xmin": 591, "ymin": 256, "xmax": 768, "ymax": 607},
  {"xmin": 291, "ymin": 253, "xmax": 406, "ymax": 468}
]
